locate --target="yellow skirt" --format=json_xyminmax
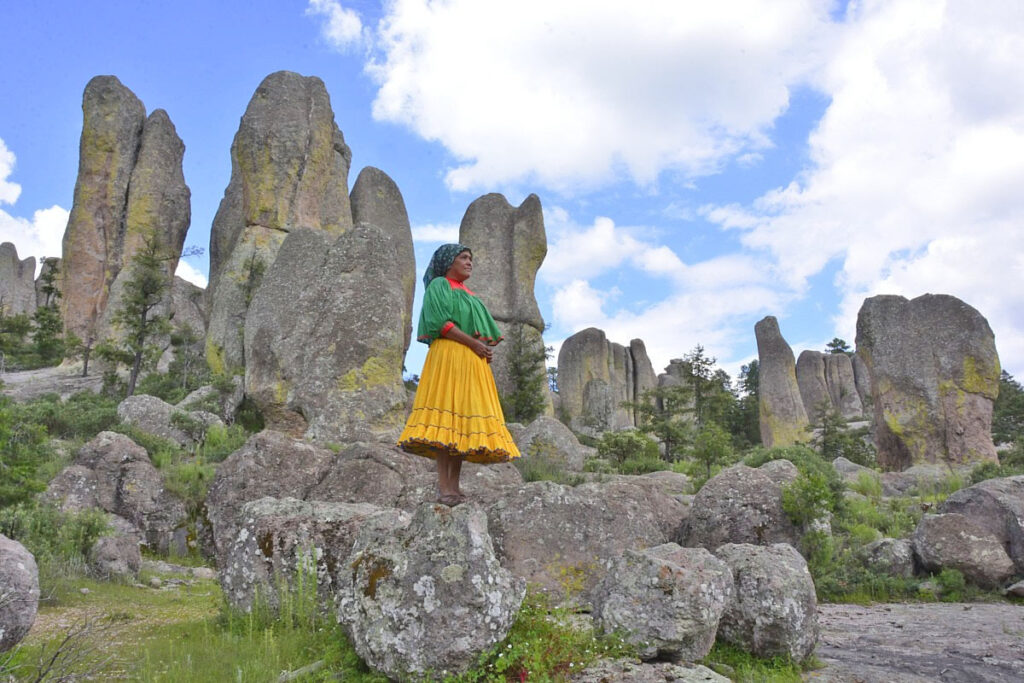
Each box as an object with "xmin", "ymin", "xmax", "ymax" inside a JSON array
[{"xmin": 398, "ymin": 338, "xmax": 521, "ymax": 463}]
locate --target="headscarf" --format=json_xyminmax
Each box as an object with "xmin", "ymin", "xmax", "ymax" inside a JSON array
[{"xmin": 422, "ymin": 243, "xmax": 471, "ymax": 288}]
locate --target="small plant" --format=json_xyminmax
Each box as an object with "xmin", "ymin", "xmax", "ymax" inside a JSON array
[
  {"xmin": 514, "ymin": 437, "xmax": 584, "ymax": 486},
  {"xmin": 596, "ymin": 429, "xmax": 659, "ymax": 464},
  {"xmin": 850, "ymin": 470, "xmax": 883, "ymax": 498},
  {"xmin": 701, "ymin": 641, "xmax": 807, "ymax": 682}
]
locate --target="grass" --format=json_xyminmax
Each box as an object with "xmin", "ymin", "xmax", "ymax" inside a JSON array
[{"xmin": 701, "ymin": 642, "xmax": 811, "ymax": 682}]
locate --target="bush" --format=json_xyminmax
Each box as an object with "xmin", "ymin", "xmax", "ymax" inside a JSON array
[
  {"xmin": 744, "ymin": 445, "xmax": 845, "ymax": 516},
  {"xmin": 596, "ymin": 430, "xmax": 659, "ymax": 464},
  {"xmin": 782, "ymin": 471, "xmax": 836, "ymax": 527},
  {"xmin": 970, "ymin": 443, "xmax": 1024, "ymax": 483},
  {"xmin": 514, "ymin": 437, "xmax": 584, "ymax": 486},
  {"xmin": 617, "ymin": 456, "xmax": 670, "ymax": 475}
]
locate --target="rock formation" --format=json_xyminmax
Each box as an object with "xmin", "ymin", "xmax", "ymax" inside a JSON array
[
  {"xmin": 557, "ymin": 327, "xmax": 657, "ymax": 433},
  {"xmin": 797, "ymin": 350, "xmax": 864, "ymax": 422},
  {"xmin": 855, "ymin": 294, "xmax": 999, "ymax": 469},
  {"xmin": 0, "ymin": 534, "xmax": 40, "ymax": 653},
  {"xmin": 714, "ymin": 543, "xmax": 819, "ymax": 662},
  {"xmin": 755, "ymin": 316, "xmax": 809, "ymax": 446},
  {"xmin": 35, "ymin": 257, "xmax": 60, "ymax": 310},
  {"xmin": 458, "ymin": 194, "xmax": 549, "ymax": 412},
  {"xmin": 337, "ymin": 503, "xmax": 525, "ymax": 680},
  {"xmin": 592, "ymin": 544, "xmax": 733, "ymax": 662},
  {"xmin": 206, "ymin": 71, "xmax": 353, "ymax": 374},
  {"xmin": 60, "ymin": 76, "xmax": 190, "ymax": 344},
  {"xmin": 939, "ymin": 475, "xmax": 1024, "ymax": 573},
  {"xmin": 243, "ymin": 223, "xmax": 411, "ymax": 441},
  {"xmin": 0, "ymin": 243, "xmax": 36, "ymax": 316},
  {"xmin": 911, "ymin": 513, "xmax": 1015, "ymax": 588}
]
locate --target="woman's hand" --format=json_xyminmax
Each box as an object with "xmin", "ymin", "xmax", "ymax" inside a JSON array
[{"xmin": 443, "ymin": 325, "xmax": 494, "ymax": 363}]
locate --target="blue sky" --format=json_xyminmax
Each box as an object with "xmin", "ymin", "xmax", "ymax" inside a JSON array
[{"xmin": 2, "ymin": 0, "xmax": 1023, "ymax": 381}]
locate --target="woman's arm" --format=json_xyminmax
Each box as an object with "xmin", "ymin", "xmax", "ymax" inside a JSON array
[{"xmin": 442, "ymin": 324, "xmax": 494, "ymax": 363}]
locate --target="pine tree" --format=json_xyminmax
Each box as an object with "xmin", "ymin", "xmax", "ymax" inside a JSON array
[{"xmin": 97, "ymin": 231, "xmax": 173, "ymax": 396}]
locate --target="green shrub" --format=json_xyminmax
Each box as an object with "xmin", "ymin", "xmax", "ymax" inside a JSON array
[
  {"xmin": 850, "ymin": 471, "xmax": 883, "ymax": 498},
  {"xmin": 596, "ymin": 430, "xmax": 659, "ymax": 464},
  {"xmin": 970, "ymin": 443, "xmax": 1024, "ymax": 483},
  {"xmin": 745, "ymin": 445, "xmax": 845, "ymax": 516},
  {"xmin": 449, "ymin": 591, "xmax": 633, "ymax": 682},
  {"xmin": 782, "ymin": 471, "xmax": 836, "ymax": 528},
  {"xmin": 197, "ymin": 424, "xmax": 249, "ymax": 463},
  {"xmin": 514, "ymin": 437, "xmax": 584, "ymax": 486},
  {"xmin": 617, "ymin": 456, "xmax": 670, "ymax": 475}
]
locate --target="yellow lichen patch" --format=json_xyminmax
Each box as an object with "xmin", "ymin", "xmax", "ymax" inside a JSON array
[
  {"xmin": 337, "ymin": 349, "xmax": 403, "ymax": 393},
  {"xmin": 206, "ymin": 339, "xmax": 227, "ymax": 375},
  {"xmin": 961, "ymin": 355, "xmax": 1000, "ymax": 398}
]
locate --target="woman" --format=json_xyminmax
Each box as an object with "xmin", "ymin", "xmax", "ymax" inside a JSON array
[{"xmin": 398, "ymin": 243, "xmax": 520, "ymax": 505}]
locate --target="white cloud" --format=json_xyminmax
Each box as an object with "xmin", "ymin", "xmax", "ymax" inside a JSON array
[
  {"xmin": 174, "ymin": 259, "xmax": 208, "ymax": 289},
  {"xmin": 0, "ymin": 205, "xmax": 68, "ymax": 275},
  {"xmin": 703, "ymin": 0, "xmax": 1024, "ymax": 377},
  {"xmin": 306, "ymin": 0, "xmax": 365, "ymax": 50},
  {"xmin": 410, "ymin": 222, "xmax": 459, "ymax": 243},
  {"xmin": 365, "ymin": 0, "xmax": 837, "ymax": 191},
  {"xmin": 0, "ymin": 139, "xmax": 21, "ymax": 205}
]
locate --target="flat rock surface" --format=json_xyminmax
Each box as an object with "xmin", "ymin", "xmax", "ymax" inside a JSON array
[
  {"xmin": 808, "ymin": 603, "xmax": 1024, "ymax": 682},
  {"xmin": 0, "ymin": 365, "xmax": 102, "ymax": 401}
]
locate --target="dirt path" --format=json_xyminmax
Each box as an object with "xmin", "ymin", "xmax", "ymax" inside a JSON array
[{"xmin": 807, "ymin": 603, "xmax": 1024, "ymax": 682}]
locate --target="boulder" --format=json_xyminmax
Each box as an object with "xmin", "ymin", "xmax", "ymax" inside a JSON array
[
  {"xmin": 571, "ymin": 659, "xmax": 729, "ymax": 682},
  {"xmin": 88, "ymin": 535, "xmax": 142, "ymax": 580},
  {"xmin": 0, "ymin": 242, "xmax": 36, "ymax": 316},
  {"xmin": 0, "ymin": 535, "xmax": 40, "ymax": 653},
  {"xmin": 219, "ymin": 496, "xmax": 409, "ymax": 612},
  {"xmin": 485, "ymin": 480, "xmax": 685, "ymax": 603},
  {"xmin": 858, "ymin": 538, "xmax": 915, "ymax": 578},
  {"xmin": 557, "ymin": 328, "xmax": 656, "ymax": 433},
  {"xmin": 350, "ymin": 166, "xmax": 415, "ymax": 356},
  {"xmin": 515, "ymin": 415, "xmax": 594, "ymax": 471},
  {"xmin": 879, "ymin": 463, "xmax": 970, "ymax": 498},
  {"xmin": 912, "ymin": 513, "xmax": 1015, "ymax": 588},
  {"xmin": 117, "ymin": 394, "xmax": 223, "ymax": 447},
  {"xmin": 309, "ymin": 442, "xmax": 522, "ymax": 511},
  {"xmin": 685, "ymin": 460, "xmax": 801, "ymax": 550},
  {"xmin": 206, "ymin": 71, "xmax": 353, "ymax": 374},
  {"xmin": 205, "ymin": 430, "xmax": 335, "ymax": 563},
  {"xmin": 855, "ymin": 294, "xmax": 999, "ymax": 469},
  {"xmin": 714, "ymin": 543, "xmax": 818, "ymax": 661},
  {"xmin": 243, "ymin": 222, "xmax": 411, "ymax": 443},
  {"xmin": 755, "ymin": 317, "xmax": 809, "ymax": 447},
  {"xmin": 832, "ymin": 456, "xmax": 879, "ymax": 488},
  {"xmin": 938, "ymin": 475, "xmax": 1024, "ymax": 572},
  {"xmin": 796, "ymin": 350, "xmax": 832, "ymax": 420},
  {"xmin": 824, "ymin": 352, "xmax": 864, "ymax": 419},
  {"xmin": 117, "ymin": 458, "xmax": 189, "ymax": 554},
  {"xmin": 851, "ymin": 352, "xmax": 873, "ymax": 410},
  {"xmin": 40, "ymin": 464, "xmax": 99, "ymax": 512},
  {"xmin": 178, "ymin": 376, "xmax": 245, "ymax": 424},
  {"xmin": 592, "ymin": 544, "xmax": 733, "ymax": 661},
  {"xmin": 337, "ymin": 502, "xmax": 524, "ymax": 680}
]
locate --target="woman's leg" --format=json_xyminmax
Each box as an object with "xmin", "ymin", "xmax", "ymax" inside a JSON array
[
  {"xmin": 449, "ymin": 456, "xmax": 464, "ymax": 496},
  {"xmin": 436, "ymin": 451, "xmax": 454, "ymax": 497}
]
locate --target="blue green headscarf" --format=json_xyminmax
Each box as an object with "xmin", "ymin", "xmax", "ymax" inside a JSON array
[{"xmin": 422, "ymin": 243, "xmax": 471, "ymax": 288}]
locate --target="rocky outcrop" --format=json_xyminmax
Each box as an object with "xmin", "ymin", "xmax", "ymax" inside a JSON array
[
  {"xmin": 858, "ymin": 538, "xmax": 915, "ymax": 578},
  {"xmin": 178, "ymin": 376, "xmax": 245, "ymax": 424},
  {"xmin": 825, "ymin": 353, "xmax": 863, "ymax": 419},
  {"xmin": 35, "ymin": 257, "xmax": 60, "ymax": 310},
  {"xmin": 205, "ymin": 430, "xmax": 336, "ymax": 563},
  {"xmin": 685, "ymin": 460, "xmax": 801, "ymax": 550},
  {"xmin": 0, "ymin": 535, "xmax": 40, "ymax": 653},
  {"xmin": 557, "ymin": 328, "xmax": 656, "ymax": 434},
  {"xmin": 796, "ymin": 350, "xmax": 831, "ymax": 420},
  {"xmin": 755, "ymin": 317, "xmax": 809, "ymax": 447},
  {"xmin": 43, "ymin": 431, "xmax": 188, "ymax": 553},
  {"xmin": 851, "ymin": 352, "xmax": 872, "ymax": 410},
  {"xmin": 0, "ymin": 243, "xmax": 36, "ymax": 316},
  {"xmin": 514, "ymin": 415, "xmax": 594, "ymax": 471},
  {"xmin": 117, "ymin": 394, "xmax": 223, "ymax": 447},
  {"xmin": 912, "ymin": 513, "xmax": 1015, "ymax": 588},
  {"xmin": 243, "ymin": 223, "xmax": 412, "ymax": 442},
  {"xmin": 486, "ymin": 479, "xmax": 687, "ymax": 603},
  {"xmin": 337, "ymin": 503, "xmax": 525, "ymax": 680},
  {"xmin": 88, "ymin": 535, "xmax": 142, "ymax": 580},
  {"xmin": 220, "ymin": 497, "xmax": 409, "ymax": 612},
  {"xmin": 714, "ymin": 543, "xmax": 818, "ymax": 662},
  {"xmin": 350, "ymin": 167, "xmax": 415, "ymax": 356},
  {"xmin": 592, "ymin": 544, "xmax": 733, "ymax": 662},
  {"xmin": 206, "ymin": 71, "xmax": 353, "ymax": 374},
  {"xmin": 571, "ymin": 659, "xmax": 729, "ymax": 682},
  {"xmin": 61, "ymin": 76, "xmax": 190, "ymax": 344},
  {"xmin": 938, "ymin": 475, "xmax": 1024, "ymax": 572},
  {"xmin": 458, "ymin": 194, "xmax": 549, "ymax": 412},
  {"xmin": 855, "ymin": 294, "xmax": 999, "ymax": 469}
]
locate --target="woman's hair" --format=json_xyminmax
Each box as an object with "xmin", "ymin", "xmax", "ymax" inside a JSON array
[{"xmin": 422, "ymin": 243, "xmax": 471, "ymax": 288}]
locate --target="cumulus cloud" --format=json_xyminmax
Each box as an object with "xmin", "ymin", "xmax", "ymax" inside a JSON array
[
  {"xmin": 0, "ymin": 205, "xmax": 68, "ymax": 275},
  {"xmin": 306, "ymin": 0, "xmax": 365, "ymax": 50},
  {"xmin": 0, "ymin": 139, "xmax": 20, "ymax": 205},
  {"xmin": 703, "ymin": 0, "xmax": 1024, "ymax": 376},
  {"xmin": 542, "ymin": 211, "xmax": 786, "ymax": 373},
  {"xmin": 410, "ymin": 222, "xmax": 460, "ymax": 243},
  {"xmin": 174, "ymin": 259, "xmax": 208, "ymax": 289},
  {"xmin": 365, "ymin": 0, "xmax": 837, "ymax": 191}
]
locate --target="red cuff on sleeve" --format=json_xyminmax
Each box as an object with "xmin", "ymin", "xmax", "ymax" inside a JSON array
[{"xmin": 440, "ymin": 321, "xmax": 455, "ymax": 337}]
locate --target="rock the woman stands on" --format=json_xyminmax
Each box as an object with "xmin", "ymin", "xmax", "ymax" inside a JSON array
[{"xmin": 398, "ymin": 244, "xmax": 520, "ymax": 505}]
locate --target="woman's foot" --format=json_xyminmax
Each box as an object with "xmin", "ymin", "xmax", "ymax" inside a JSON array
[{"xmin": 437, "ymin": 493, "xmax": 463, "ymax": 507}]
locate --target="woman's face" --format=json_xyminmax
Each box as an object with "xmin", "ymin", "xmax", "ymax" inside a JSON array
[{"xmin": 445, "ymin": 250, "xmax": 473, "ymax": 281}]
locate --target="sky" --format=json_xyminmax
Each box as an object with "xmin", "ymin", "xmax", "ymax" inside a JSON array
[{"xmin": 2, "ymin": 0, "xmax": 1023, "ymax": 381}]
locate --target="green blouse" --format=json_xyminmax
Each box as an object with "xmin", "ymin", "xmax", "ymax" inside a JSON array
[{"xmin": 417, "ymin": 277, "xmax": 503, "ymax": 346}]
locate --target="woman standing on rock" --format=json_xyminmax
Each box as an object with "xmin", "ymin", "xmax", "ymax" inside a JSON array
[{"xmin": 398, "ymin": 243, "xmax": 520, "ymax": 505}]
